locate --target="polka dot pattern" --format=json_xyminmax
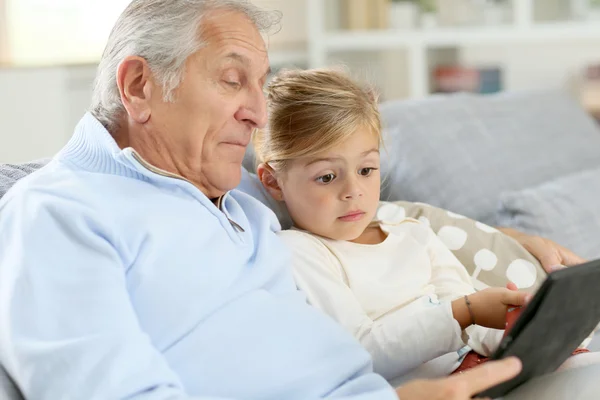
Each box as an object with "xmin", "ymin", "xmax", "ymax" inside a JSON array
[
  {"xmin": 474, "ymin": 249, "xmax": 498, "ymax": 271},
  {"xmin": 437, "ymin": 226, "xmax": 468, "ymax": 251},
  {"xmin": 506, "ymin": 259, "xmax": 538, "ymax": 289},
  {"xmin": 475, "ymin": 222, "xmax": 499, "ymax": 234},
  {"xmin": 377, "ymin": 201, "xmax": 545, "ymax": 294},
  {"xmin": 377, "ymin": 203, "xmax": 406, "ymax": 224}
]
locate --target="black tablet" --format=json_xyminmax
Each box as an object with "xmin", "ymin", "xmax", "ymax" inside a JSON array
[{"xmin": 478, "ymin": 259, "xmax": 600, "ymax": 399}]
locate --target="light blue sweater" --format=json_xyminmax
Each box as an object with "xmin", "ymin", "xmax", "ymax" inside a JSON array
[{"xmin": 0, "ymin": 114, "xmax": 396, "ymax": 400}]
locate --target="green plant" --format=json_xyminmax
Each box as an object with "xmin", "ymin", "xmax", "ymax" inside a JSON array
[
  {"xmin": 390, "ymin": 0, "xmax": 436, "ymax": 13},
  {"xmin": 418, "ymin": 0, "xmax": 436, "ymax": 13}
]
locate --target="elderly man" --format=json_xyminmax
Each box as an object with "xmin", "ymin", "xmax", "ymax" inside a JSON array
[{"xmin": 0, "ymin": 1, "xmax": 592, "ymax": 399}]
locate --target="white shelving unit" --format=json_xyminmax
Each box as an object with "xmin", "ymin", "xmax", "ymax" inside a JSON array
[
  {"xmin": 269, "ymin": 48, "xmax": 309, "ymax": 67},
  {"xmin": 305, "ymin": 0, "xmax": 600, "ymax": 99},
  {"xmin": 323, "ymin": 22, "xmax": 600, "ymax": 50}
]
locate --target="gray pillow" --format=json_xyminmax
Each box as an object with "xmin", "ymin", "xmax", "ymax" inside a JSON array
[
  {"xmin": 0, "ymin": 161, "xmax": 48, "ymax": 400},
  {"xmin": 378, "ymin": 90, "xmax": 600, "ymax": 225},
  {"xmin": 504, "ymin": 363, "xmax": 600, "ymax": 400},
  {"xmin": 0, "ymin": 160, "xmax": 49, "ymax": 200},
  {"xmin": 0, "ymin": 365, "xmax": 22, "ymax": 400},
  {"xmin": 384, "ymin": 201, "xmax": 545, "ymax": 293},
  {"xmin": 497, "ymin": 166, "xmax": 600, "ymax": 260}
]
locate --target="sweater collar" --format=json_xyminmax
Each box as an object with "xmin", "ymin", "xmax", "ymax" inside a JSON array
[
  {"xmin": 58, "ymin": 113, "xmax": 199, "ymax": 186},
  {"xmin": 57, "ymin": 113, "xmax": 224, "ymax": 199},
  {"xmin": 57, "ymin": 112, "xmax": 142, "ymax": 178},
  {"xmin": 56, "ymin": 113, "xmax": 245, "ymax": 232}
]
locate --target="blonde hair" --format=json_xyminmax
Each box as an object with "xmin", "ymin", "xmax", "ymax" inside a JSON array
[{"xmin": 253, "ymin": 68, "xmax": 382, "ymax": 171}]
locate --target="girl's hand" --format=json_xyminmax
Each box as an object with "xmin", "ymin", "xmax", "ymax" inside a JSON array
[
  {"xmin": 469, "ymin": 287, "xmax": 531, "ymax": 329},
  {"xmin": 452, "ymin": 287, "xmax": 531, "ymax": 330}
]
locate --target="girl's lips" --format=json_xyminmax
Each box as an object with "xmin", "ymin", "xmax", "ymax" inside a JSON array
[{"xmin": 338, "ymin": 211, "xmax": 365, "ymax": 222}]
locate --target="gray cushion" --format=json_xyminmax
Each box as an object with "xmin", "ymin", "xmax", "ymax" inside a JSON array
[
  {"xmin": 378, "ymin": 90, "xmax": 600, "ymax": 225},
  {"xmin": 0, "ymin": 161, "xmax": 47, "ymax": 399},
  {"xmin": 0, "ymin": 159, "xmax": 49, "ymax": 200},
  {"xmin": 504, "ymin": 363, "xmax": 600, "ymax": 400},
  {"xmin": 0, "ymin": 365, "xmax": 22, "ymax": 400},
  {"xmin": 496, "ymin": 166, "xmax": 600, "ymax": 260}
]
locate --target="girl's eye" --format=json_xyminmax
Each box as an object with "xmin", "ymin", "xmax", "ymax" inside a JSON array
[
  {"xmin": 225, "ymin": 81, "xmax": 241, "ymax": 88},
  {"xmin": 359, "ymin": 167, "xmax": 376, "ymax": 176},
  {"xmin": 316, "ymin": 173, "xmax": 336, "ymax": 184}
]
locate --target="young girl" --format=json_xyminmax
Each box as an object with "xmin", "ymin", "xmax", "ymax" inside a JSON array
[{"xmin": 253, "ymin": 68, "xmax": 595, "ymax": 384}]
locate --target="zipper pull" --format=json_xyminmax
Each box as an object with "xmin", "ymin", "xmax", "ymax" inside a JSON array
[
  {"xmin": 228, "ymin": 218, "xmax": 245, "ymax": 233},
  {"xmin": 217, "ymin": 196, "xmax": 245, "ymax": 233}
]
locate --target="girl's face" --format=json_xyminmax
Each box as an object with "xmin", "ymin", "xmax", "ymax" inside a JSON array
[{"xmin": 278, "ymin": 129, "xmax": 381, "ymax": 241}]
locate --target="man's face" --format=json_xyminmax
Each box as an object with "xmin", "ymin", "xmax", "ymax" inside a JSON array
[{"xmin": 148, "ymin": 10, "xmax": 270, "ymax": 198}]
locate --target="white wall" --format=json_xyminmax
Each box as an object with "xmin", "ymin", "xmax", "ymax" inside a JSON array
[
  {"xmin": 0, "ymin": 64, "xmax": 96, "ymax": 163},
  {"xmin": 2, "ymin": 0, "xmax": 600, "ymax": 163},
  {"xmin": 0, "ymin": 0, "xmax": 8, "ymax": 65},
  {"xmin": 460, "ymin": 41, "xmax": 600, "ymax": 93},
  {"xmin": 0, "ymin": 0, "xmax": 305, "ymax": 164},
  {"xmin": 253, "ymin": 0, "xmax": 306, "ymax": 49}
]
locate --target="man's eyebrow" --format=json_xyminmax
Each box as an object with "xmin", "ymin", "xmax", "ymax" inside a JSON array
[
  {"xmin": 225, "ymin": 52, "xmax": 271, "ymax": 80},
  {"xmin": 224, "ymin": 52, "xmax": 250, "ymax": 66}
]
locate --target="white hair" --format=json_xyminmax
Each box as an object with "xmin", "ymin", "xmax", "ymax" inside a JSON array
[{"xmin": 90, "ymin": 0, "xmax": 280, "ymax": 131}]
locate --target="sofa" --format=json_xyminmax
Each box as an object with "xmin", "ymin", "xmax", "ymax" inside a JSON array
[
  {"xmin": 242, "ymin": 89, "xmax": 600, "ymax": 262},
  {"xmin": 2, "ymin": 89, "xmax": 600, "ymax": 399},
  {"xmin": 376, "ymin": 90, "xmax": 600, "ymax": 262},
  {"xmin": 242, "ymin": 89, "xmax": 600, "ymax": 354}
]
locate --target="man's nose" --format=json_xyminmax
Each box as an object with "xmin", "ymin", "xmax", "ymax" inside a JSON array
[{"xmin": 238, "ymin": 87, "xmax": 268, "ymax": 129}]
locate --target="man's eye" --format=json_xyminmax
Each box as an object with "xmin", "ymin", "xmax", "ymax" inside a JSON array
[
  {"xmin": 316, "ymin": 174, "xmax": 336, "ymax": 184},
  {"xmin": 225, "ymin": 81, "xmax": 241, "ymax": 88},
  {"xmin": 359, "ymin": 168, "xmax": 375, "ymax": 176}
]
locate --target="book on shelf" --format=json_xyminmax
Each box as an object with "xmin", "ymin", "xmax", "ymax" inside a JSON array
[
  {"xmin": 341, "ymin": 0, "xmax": 388, "ymax": 30},
  {"xmin": 371, "ymin": 0, "xmax": 389, "ymax": 30},
  {"xmin": 432, "ymin": 65, "xmax": 503, "ymax": 94}
]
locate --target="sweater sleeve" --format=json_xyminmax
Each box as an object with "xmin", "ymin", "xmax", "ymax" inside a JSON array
[
  {"xmin": 423, "ymin": 226, "xmax": 504, "ymax": 357},
  {"xmin": 278, "ymin": 230, "xmax": 468, "ymax": 381},
  {"xmin": 0, "ymin": 190, "xmax": 230, "ymax": 400}
]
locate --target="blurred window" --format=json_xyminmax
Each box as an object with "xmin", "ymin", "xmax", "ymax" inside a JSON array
[{"xmin": 3, "ymin": 0, "xmax": 128, "ymax": 66}]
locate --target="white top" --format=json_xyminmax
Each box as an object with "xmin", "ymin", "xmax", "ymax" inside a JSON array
[{"xmin": 278, "ymin": 214, "xmax": 503, "ymax": 383}]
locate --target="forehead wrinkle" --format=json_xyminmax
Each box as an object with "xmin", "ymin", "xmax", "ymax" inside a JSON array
[
  {"xmin": 200, "ymin": 11, "xmax": 266, "ymax": 52},
  {"xmin": 195, "ymin": 11, "xmax": 270, "ymax": 83}
]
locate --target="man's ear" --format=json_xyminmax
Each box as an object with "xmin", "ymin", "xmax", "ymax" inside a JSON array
[
  {"xmin": 116, "ymin": 56, "xmax": 154, "ymax": 124},
  {"xmin": 257, "ymin": 163, "xmax": 284, "ymax": 202}
]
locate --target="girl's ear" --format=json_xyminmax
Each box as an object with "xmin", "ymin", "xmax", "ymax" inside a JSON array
[{"xmin": 257, "ymin": 163, "xmax": 284, "ymax": 202}]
